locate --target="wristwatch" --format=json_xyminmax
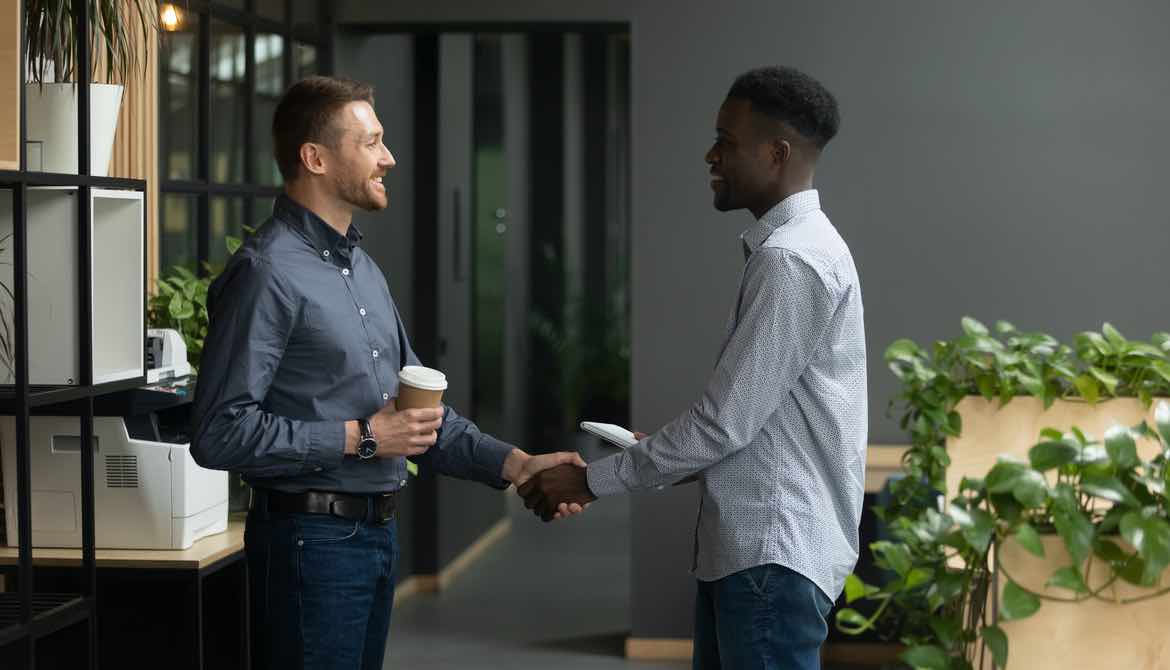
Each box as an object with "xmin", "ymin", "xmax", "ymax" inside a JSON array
[{"xmin": 357, "ymin": 419, "xmax": 378, "ymax": 460}]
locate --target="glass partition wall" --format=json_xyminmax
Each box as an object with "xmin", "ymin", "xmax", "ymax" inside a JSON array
[{"xmin": 158, "ymin": 0, "xmax": 331, "ymax": 273}]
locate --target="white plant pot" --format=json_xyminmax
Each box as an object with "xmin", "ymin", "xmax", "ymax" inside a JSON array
[{"xmin": 24, "ymin": 82, "xmax": 123, "ymax": 177}]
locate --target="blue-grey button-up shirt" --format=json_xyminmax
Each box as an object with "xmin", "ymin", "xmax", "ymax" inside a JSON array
[
  {"xmin": 586, "ymin": 190, "xmax": 867, "ymax": 600},
  {"xmin": 190, "ymin": 194, "xmax": 515, "ymax": 494}
]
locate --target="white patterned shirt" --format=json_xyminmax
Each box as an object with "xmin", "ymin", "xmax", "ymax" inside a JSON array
[{"xmin": 587, "ymin": 190, "xmax": 867, "ymax": 600}]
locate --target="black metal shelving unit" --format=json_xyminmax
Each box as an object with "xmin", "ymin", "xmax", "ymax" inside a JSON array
[{"xmin": 0, "ymin": 0, "xmax": 147, "ymax": 667}]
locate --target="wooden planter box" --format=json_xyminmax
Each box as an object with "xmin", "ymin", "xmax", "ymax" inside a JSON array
[
  {"xmin": 947, "ymin": 397, "xmax": 1167, "ymax": 497},
  {"xmin": 994, "ymin": 536, "xmax": 1170, "ymax": 670},
  {"xmin": 948, "ymin": 396, "xmax": 1170, "ymax": 669}
]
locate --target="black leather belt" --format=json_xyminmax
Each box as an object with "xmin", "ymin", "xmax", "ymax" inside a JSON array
[{"xmin": 252, "ymin": 488, "xmax": 397, "ymax": 524}]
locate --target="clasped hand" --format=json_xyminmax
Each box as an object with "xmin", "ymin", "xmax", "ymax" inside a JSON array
[{"xmin": 516, "ymin": 430, "xmax": 647, "ymax": 521}]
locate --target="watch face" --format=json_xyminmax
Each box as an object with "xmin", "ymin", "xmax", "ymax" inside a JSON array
[{"xmin": 358, "ymin": 438, "xmax": 378, "ymax": 459}]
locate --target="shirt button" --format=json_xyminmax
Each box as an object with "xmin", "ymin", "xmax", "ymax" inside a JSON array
[
  {"xmin": 359, "ymin": 308, "xmax": 367, "ymax": 316},
  {"xmin": 342, "ymin": 268, "xmax": 350, "ymax": 276},
  {"xmin": 372, "ymin": 350, "xmax": 379, "ymax": 358},
  {"xmin": 322, "ymin": 250, "xmax": 330, "ymax": 258},
  {"xmin": 382, "ymin": 392, "xmax": 389, "ymax": 400}
]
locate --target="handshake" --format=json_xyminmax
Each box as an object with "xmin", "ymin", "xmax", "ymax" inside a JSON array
[
  {"xmin": 504, "ymin": 450, "xmax": 597, "ymax": 522},
  {"xmin": 505, "ymin": 431, "xmax": 646, "ymax": 522},
  {"xmin": 353, "ymin": 403, "xmax": 609, "ymax": 521}
]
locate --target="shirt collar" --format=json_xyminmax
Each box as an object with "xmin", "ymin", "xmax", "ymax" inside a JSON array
[
  {"xmin": 739, "ymin": 189, "xmax": 820, "ymax": 257},
  {"xmin": 273, "ymin": 193, "xmax": 364, "ymax": 257}
]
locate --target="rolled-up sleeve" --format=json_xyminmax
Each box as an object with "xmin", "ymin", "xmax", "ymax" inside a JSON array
[
  {"xmin": 587, "ymin": 248, "xmax": 838, "ymax": 496},
  {"xmin": 190, "ymin": 253, "xmax": 346, "ymax": 477}
]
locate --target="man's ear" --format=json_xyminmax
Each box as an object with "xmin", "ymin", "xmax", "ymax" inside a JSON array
[
  {"xmin": 300, "ymin": 142, "xmax": 328, "ymax": 176},
  {"xmin": 770, "ymin": 137, "xmax": 792, "ymax": 167}
]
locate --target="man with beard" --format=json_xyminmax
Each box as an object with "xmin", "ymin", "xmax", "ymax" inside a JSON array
[
  {"xmin": 191, "ymin": 76, "xmax": 585, "ymax": 670},
  {"xmin": 519, "ymin": 66, "xmax": 867, "ymax": 669}
]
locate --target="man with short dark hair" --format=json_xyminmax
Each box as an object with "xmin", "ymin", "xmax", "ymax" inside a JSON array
[
  {"xmin": 520, "ymin": 66, "xmax": 867, "ymax": 669},
  {"xmin": 191, "ymin": 76, "xmax": 585, "ymax": 670}
]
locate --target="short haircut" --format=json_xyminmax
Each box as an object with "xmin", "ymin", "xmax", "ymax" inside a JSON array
[
  {"xmin": 727, "ymin": 66, "xmax": 840, "ymax": 149},
  {"xmin": 272, "ymin": 76, "xmax": 376, "ymax": 180}
]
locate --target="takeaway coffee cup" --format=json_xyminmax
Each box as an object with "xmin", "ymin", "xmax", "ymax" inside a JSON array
[{"xmin": 396, "ymin": 366, "xmax": 448, "ymax": 409}]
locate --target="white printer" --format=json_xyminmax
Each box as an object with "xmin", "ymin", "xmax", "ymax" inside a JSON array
[{"xmin": 1, "ymin": 331, "xmax": 227, "ymax": 550}]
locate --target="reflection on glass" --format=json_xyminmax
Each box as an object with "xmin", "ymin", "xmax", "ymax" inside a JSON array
[
  {"xmin": 211, "ymin": 20, "xmax": 246, "ymax": 183},
  {"xmin": 160, "ymin": 13, "xmax": 200, "ymax": 180},
  {"xmin": 255, "ymin": 34, "xmax": 285, "ymax": 186},
  {"xmin": 292, "ymin": 1, "xmax": 322, "ymax": 36},
  {"xmin": 255, "ymin": 0, "xmax": 286, "ymax": 22},
  {"xmin": 294, "ymin": 43, "xmax": 318, "ymax": 81},
  {"xmin": 209, "ymin": 196, "xmax": 246, "ymax": 269},
  {"xmin": 160, "ymin": 194, "xmax": 199, "ymax": 271},
  {"xmin": 472, "ymin": 35, "xmax": 507, "ymax": 436}
]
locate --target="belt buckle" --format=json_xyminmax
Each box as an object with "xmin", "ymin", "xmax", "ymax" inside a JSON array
[
  {"xmin": 328, "ymin": 498, "xmax": 361, "ymax": 522},
  {"xmin": 376, "ymin": 493, "xmax": 394, "ymax": 524}
]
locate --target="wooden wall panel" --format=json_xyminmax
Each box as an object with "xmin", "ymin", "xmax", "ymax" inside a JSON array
[
  {"xmin": 104, "ymin": 10, "xmax": 160, "ymax": 290},
  {"xmin": 0, "ymin": 0, "xmax": 19, "ymax": 170}
]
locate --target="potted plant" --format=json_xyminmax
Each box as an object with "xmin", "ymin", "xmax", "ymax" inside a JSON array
[
  {"xmin": 23, "ymin": 0, "xmax": 157, "ymax": 175},
  {"xmin": 837, "ymin": 319, "xmax": 1170, "ymax": 669}
]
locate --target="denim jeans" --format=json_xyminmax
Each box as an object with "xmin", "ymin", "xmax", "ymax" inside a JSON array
[
  {"xmin": 693, "ymin": 563, "xmax": 833, "ymax": 670},
  {"xmin": 245, "ymin": 503, "xmax": 399, "ymax": 670}
]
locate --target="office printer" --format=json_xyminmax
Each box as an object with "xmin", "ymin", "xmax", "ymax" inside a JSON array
[{"xmin": 1, "ymin": 333, "xmax": 227, "ymax": 550}]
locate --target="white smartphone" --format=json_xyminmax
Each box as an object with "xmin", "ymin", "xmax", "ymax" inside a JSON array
[{"xmin": 579, "ymin": 421, "xmax": 639, "ymax": 449}]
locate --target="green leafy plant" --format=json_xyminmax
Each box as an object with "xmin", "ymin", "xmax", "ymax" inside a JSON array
[
  {"xmin": 147, "ymin": 235, "xmax": 246, "ymax": 372},
  {"xmin": 24, "ymin": 0, "xmax": 158, "ymax": 87},
  {"xmin": 147, "ymin": 264, "xmax": 210, "ymax": 371},
  {"xmin": 837, "ymin": 318, "xmax": 1170, "ymax": 669},
  {"xmin": 839, "ymin": 404, "xmax": 1170, "ymax": 669},
  {"xmin": 883, "ymin": 319, "xmax": 1170, "ymax": 520}
]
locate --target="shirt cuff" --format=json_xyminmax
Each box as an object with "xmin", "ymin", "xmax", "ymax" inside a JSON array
[
  {"xmin": 586, "ymin": 454, "xmax": 629, "ymax": 497},
  {"xmin": 304, "ymin": 420, "xmax": 346, "ymax": 473},
  {"xmin": 477, "ymin": 434, "xmax": 516, "ymax": 490}
]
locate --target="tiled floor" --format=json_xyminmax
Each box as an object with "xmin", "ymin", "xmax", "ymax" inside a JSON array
[{"xmin": 383, "ymin": 493, "xmax": 687, "ymax": 669}]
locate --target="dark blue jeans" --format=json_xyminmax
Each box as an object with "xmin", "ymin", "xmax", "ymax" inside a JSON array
[
  {"xmin": 694, "ymin": 563, "xmax": 833, "ymax": 670},
  {"xmin": 245, "ymin": 504, "xmax": 399, "ymax": 670}
]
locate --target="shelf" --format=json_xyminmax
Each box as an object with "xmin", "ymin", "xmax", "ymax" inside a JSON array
[
  {"xmin": 0, "ymin": 377, "xmax": 147, "ymax": 413},
  {"xmin": 0, "ymin": 188, "xmax": 145, "ymax": 388},
  {"xmin": 0, "ymin": 171, "xmax": 147, "ymax": 190},
  {"xmin": 0, "ymin": 593, "xmax": 91, "ymax": 645},
  {"xmin": 0, "ymin": 520, "xmax": 244, "ymax": 571}
]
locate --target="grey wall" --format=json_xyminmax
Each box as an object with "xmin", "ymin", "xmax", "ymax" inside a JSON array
[
  {"xmin": 337, "ymin": 35, "xmax": 415, "ymax": 330},
  {"xmin": 337, "ymin": 0, "xmax": 1170, "ymax": 639}
]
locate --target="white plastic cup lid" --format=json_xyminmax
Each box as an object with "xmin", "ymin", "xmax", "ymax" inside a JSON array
[{"xmin": 398, "ymin": 365, "xmax": 448, "ymax": 391}]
